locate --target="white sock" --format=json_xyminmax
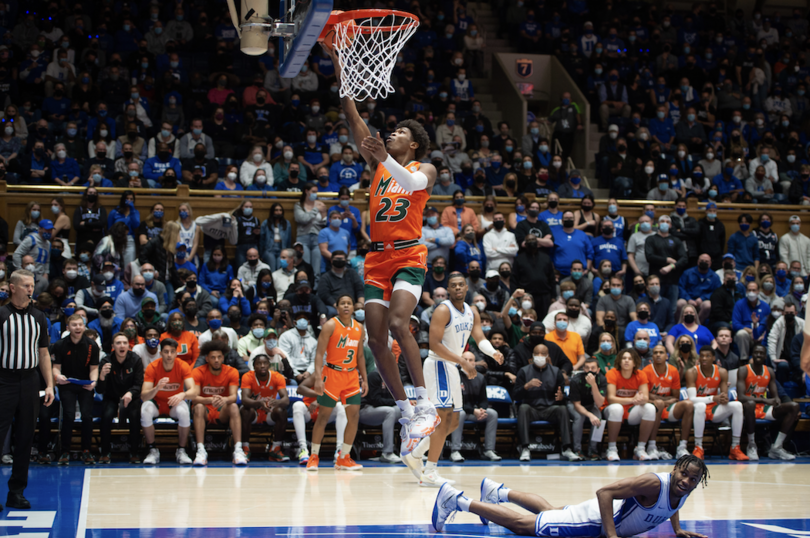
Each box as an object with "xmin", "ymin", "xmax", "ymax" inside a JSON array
[
  {"xmin": 415, "ymin": 386, "xmax": 429, "ymax": 401},
  {"xmin": 731, "ymin": 436, "xmax": 740, "ymax": 449},
  {"xmin": 679, "ymin": 440, "xmax": 688, "ymax": 448},
  {"xmin": 342, "ymin": 443, "xmax": 352, "ymax": 456},
  {"xmin": 608, "ymin": 442, "xmax": 617, "ymax": 451},
  {"xmin": 637, "ymin": 441, "xmax": 645, "ymax": 449},
  {"xmin": 498, "ymin": 487, "xmax": 511, "ymax": 503},
  {"xmin": 272, "ymin": 441, "xmax": 281, "ymax": 449},
  {"xmin": 299, "ymin": 440, "xmax": 307, "ymax": 449},
  {"xmin": 647, "ymin": 440, "xmax": 657, "ymax": 450},
  {"xmin": 695, "ymin": 437, "xmax": 703, "ymax": 448},
  {"xmin": 774, "ymin": 432, "xmax": 787, "ymax": 449},
  {"xmin": 748, "ymin": 433, "xmax": 756, "ymax": 445},
  {"xmin": 234, "ymin": 442, "xmax": 242, "ymax": 451},
  {"xmin": 425, "ymin": 460, "xmax": 438, "ymax": 471},
  {"xmin": 397, "ymin": 399, "xmax": 414, "ymax": 419},
  {"xmin": 457, "ymin": 495, "xmax": 472, "ymax": 512},
  {"xmin": 311, "ymin": 443, "xmax": 321, "ymax": 456}
]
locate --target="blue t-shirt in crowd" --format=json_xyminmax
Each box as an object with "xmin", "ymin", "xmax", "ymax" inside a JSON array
[
  {"xmin": 551, "ymin": 228, "xmax": 593, "ymax": 276},
  {"xmin": 667, "ymin": 323, "xmax": 715, "ymax": 349},
  {"xmin": 317, "ymin": 225, "xmax": 351, "ymax": 272}
]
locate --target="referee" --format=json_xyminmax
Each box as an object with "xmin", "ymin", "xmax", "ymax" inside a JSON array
[{"xmin": 0, "ymin": 270, "xmax": 55, "ymax": 510}]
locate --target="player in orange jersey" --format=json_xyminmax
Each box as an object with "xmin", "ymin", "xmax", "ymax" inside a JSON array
[
  {"xmin": 240, "ymin": 353, "xmax": 290, "ymax": 462},
  {"xmin": 737, "ymin": 344, "xmax": 800, "ymax": 461},
  {"xmin": 308, "ymin": 296, "xmax": 368, "ymax": 471},
  {"xmin": 189, "ymin": 340, "xmax": 247, "ymax": 466},
  {"xmin": 641, "ymin": 344, "xmax": 694, "ymax": 460},
  {"xmin": 140, "ymin": 338, "xmax": 195, "ymax": 465},
  {"xmin": 330, "ymin": 48, "xmax": 440, "ymax": 453},
  {"xmin": 685, "ymin": 345, "xmax": 748, "ymax": 461},
  {"xmin": 604, "ymin": 349, "xmax": 657, "ymax": 461}
]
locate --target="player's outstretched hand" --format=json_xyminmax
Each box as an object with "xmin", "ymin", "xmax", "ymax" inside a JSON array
[
  {"xmin": 492, "ymin": 351, "xmax": 504, "ymax": 365},
  {"xmin": 362, "ymin": 132, "xmax": 389, "ymax": 162},
  {"xmin": 675, "ymin": 529, "xmax": 708, "ymax": 538}
]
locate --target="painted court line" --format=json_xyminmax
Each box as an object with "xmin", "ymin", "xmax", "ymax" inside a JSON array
[{"xmin": 76, "ymin": 469, "xmax": 90, "ymax": 538}]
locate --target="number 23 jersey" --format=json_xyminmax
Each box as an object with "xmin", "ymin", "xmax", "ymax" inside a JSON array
[{"xmin": 370, "ymin": 161, "xmax": 431, "ymax": 243}]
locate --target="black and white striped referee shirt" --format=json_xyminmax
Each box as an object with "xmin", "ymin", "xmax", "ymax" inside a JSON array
[{"xmin": 0, "ymin": 302, "xmax": 50, "ymax": 370}]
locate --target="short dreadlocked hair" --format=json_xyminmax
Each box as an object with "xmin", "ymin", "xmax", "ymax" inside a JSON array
[
  {"xmin": 675, "ymin": 454, "xmax": 710, "ymax": 488},
  {"xmin": 397, "ymin": 119, "xmax": 430, "ymax": 161}
]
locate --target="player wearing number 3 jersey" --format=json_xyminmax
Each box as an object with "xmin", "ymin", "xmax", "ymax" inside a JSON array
[{"xmin": 328, "ymin": 46, "xmax": 440, "ymax": 456}]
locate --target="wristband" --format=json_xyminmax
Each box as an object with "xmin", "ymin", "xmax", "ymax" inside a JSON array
[{"xmin": 477, "ymin": 339, "xmax": 498, "ymax": 358}]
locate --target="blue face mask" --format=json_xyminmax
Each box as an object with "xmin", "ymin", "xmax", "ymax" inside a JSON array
[
  {"xmin": 261, "ymin": 281, "xmax": 271, "ymax": 290},
  {"xmin": 760, "ymin": 154, "xmax": 769, "ymax": 162},
  {"xmin": 571, "ymin": 271, "xmax": 582, "ymax": 280},
  {"xmin": 98, "ymin": 110, "xmax": 107, "ymax": 117},
  {"xmin": 355, "ymin": 310, "xmax": 365, "ymax": 322},
  {"xmin": 556, "ymin": 320, "xmax": 568, "ymax": 331},
  {"xmin": 635, "ymin": 340, "xmax": 649, "ymax": 351},
  {"xmin": 192, "ymin": 128, "xmax": 202, "ymax": 136},
  {"xmin": 659, "ymin": 222, "xmax": 670, "ymax": 233},
  {"xmin": 179, "ymin": 211, "xmax": 189, "ymax": 220},
  {"xmin": 776, "ymin": 269, "xmax": 787, "ymax": 279},
  {"xmin": 640, "ymin": 222, "xmax": 652, "ymax": 232},
  {"xmin": 740, "ymin": 223, "xmax": 750, "ymax": 231},
  {"xmin": 645, "ymin": 210, "xmax": 655, "ymax": 219},
  {"xmin": 608, "ymin": 204, "xmax": 617, "ymax": 214},
  {"xmin": 508, "ymin": 307, "xmax": 518, "ymax": 317},
  {"xmin": 154, "ymin": 27, "xmax": 163, "ymax": 35},
  {"xmin": 562, "ymin": 290, "xmax": 574, "ymax": 300},
  {"xmin": 153, "ymin": 211, "xmax": 164, "ymax": 219},
  {"xmin": 523, "ymin": 161, "xmax": 532, "ymax": 170},
  {"xmin": 562, "ymin": 98, "xmax": 570, "ymax": 106},
  {"xmin": 676, "ymin": 207, "xmax": 686, "ymax": 216},
  {"xmin": 439, "ymin": 92, "xmax": 448, "ymax": 99},
  {"xmin": 610, "ymin": 287, "xmax": 622, "ymax": 297},
  {"xmin": 146, "ymin": 338, "xmax": 160, "ymax": 348},
  {"xmin": 658, "ymin": 183, "xmax": 668, "ymax": 191},
  {"xmin": 657, "ymin": 111, "xmax": 666, "ymax": 119},
  {"xmin": 724, "ymin": 167, "xmax": 734, "ymax": 176},
  {"xmin": 309, "ymin": 192, "xmax": 318, "ymax": 201},
  {"xmin": 594, "ymin": 68, "xmax": 603, "ymax": 75},
  {"xmin": 742, "ymin": 103, "xmax": 751, "ymax": 110},
  {"xmin": 330, "ymin": 218, "xmax": 342, "ymax": 228},
  {"xmin": 427, "ymin": 216, "xmax": 438, "ymax": 226},
  {"xmin": 80, "ymin": 253, "xmax": 90, "ymax": 262},
  {"xmin": 687, "ymin": 114, "xmax": 696, "ymax": 122},
  {"xmin": 791, "ymin": 224, "xmax": 801, "ymax": 234},
  {"xmin": 243, "ymin": 207, "xmax": 253, "ymax": 216},
  {"xmin": 252, "ymin": 328, "xmax": 266, "ymax": 339},
  {"xmin": 296, "ymin": 318, "xmax": 309, "ymax": 331},
  {"xmin": 571, "ymin": 176, "xmax": 581, "ymax": 185},
  {"xmin": 491, "ymin": 161, "xmax": 501, "ymax": 169},
  {"xmin": 600, "ymin": 341, "xmax": 612, "ymax": 353},
  {"xmin": 64, "ymin": 307, "xmax": 75, "ymax": 317},
  {"xmin": 42, "ymin": 231, "xmax": 52, "ymax": 240},
  {"xmin": 176, "ymin": 251, "xmax": 186, "ymax": 259},
  {"xmin": 67, "ymin": 128, "xmax": 77, "ymax": 137},
  {"xmin": 208, "ymin": 319, "xmax": 222, "ymax": 330}
]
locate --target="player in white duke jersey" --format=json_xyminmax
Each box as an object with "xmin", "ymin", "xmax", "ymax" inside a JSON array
[
  {"xmin": 403, "ymin": 272, "xmax": 503, "ymax": 487},
  {"xmin": 432, "ymin": 455, "xmax": 710, "ymax": 538}
]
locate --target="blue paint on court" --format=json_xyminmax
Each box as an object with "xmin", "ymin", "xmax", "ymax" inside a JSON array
[{"xmin": 0, "ymin": 464, "xmax": 808, "ymax": 537}]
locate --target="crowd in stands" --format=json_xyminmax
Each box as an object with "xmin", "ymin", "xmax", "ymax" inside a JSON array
[{"xmin": 0, "ymin": 0, "xmax": 808, "ymax": 466}]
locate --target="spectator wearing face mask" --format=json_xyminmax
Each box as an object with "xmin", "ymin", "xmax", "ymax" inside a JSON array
[
  {"xmin": 420, "ymin": 206, "xmax": 455, "ymax": 265},
  {"xmin": 114, "ymin": 275, "xmax": 157, "ymax": 319},
  {"xmin": 13, "ymin": 219, "xmax": 53, "ymax": 281},
  {"xmin": 432, "ymin": 165, "xmax": 462, "ymax": 196}
]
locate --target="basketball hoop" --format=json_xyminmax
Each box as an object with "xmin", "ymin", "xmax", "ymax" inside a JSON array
[{"xmin": 319, "ymin": 10, "xmax": 420, "ymax": 102}]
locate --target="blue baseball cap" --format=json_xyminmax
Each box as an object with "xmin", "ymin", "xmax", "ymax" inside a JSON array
[{"xmin": 39, "ymin": 219, "xmax": 54, "ymax": 230}]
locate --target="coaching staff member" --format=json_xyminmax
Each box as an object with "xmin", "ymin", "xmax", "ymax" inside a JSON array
[{"xmin": 0, "ymin": 270, "xmax": 55, "ymax": 509}]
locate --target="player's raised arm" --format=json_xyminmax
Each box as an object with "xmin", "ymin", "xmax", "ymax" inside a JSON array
[
  {"xmin": 596, "ymin": 473, "xmax": 663, "ymax": 538},
  {"xmin": 326, "ymin": 48, "xmax": 372, "ymax": 159}
]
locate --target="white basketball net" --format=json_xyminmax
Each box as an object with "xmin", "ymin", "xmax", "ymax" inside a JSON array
[{"xmin": 334, "ymin": 12, "xmax": 419, "ymax": 102}]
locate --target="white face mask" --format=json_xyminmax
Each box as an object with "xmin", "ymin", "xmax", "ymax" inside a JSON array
[
  {"xmin": 57, "ymin": 150, "xmax": 66, "ymax": 159},
  {"xmin": 65, "ymin": 270, "xmax": 78, "ymax": 279},
  {"xmin": 103, "ymin": 271, "xmax": 114, "ymax": 281},
  {"xmin": 747, "ymin": 291, "xmax": 759, "ymax": 302},
  {"xmin": 521, "ymin": 300, "xmax": 532, "ymax": 311},
  {"xmin": 25, "ymin": 264, "xmax": 36, "ymax": 272},
  {"xmin": 645, "ymin": 166, "xmax": 655, "ymax": 174},
  {"xmin": 458, "ymin": 74, "xmax": 466, "ymax": 81},
  {"xmin": 552, "ymin": 161, "xmax": 562, "ymax": 169},
  {"xmin": 311, "ymin": 106, "xmax": 320, "ymax": 114},
  {"xmin": 4, "ymin": 126, "xmax": 13, "ymax": 135},
  {"xmin": 705, "ymin": 153, "xmax": 714, "ymax": 160},
  {"xmin": 533, "ymin": 355, "xmax": 547, "ymax": 368},
  {"xmin": 252, "ymin": 153, "xmax": 263, "ymax": 163},
  {"xmin": 100, "ymin": 129, "xmax": 109, "ymax": 138},
  {"xmin": 677, "ymin": 150, "xmax": 686, "ymax": 158},
  {"xmin": 227, "ymin": 172, "xmax": 237, "ymax": 181},
  {"xmin": 474, "ymin": 300, "xmax": 486, "ymax": 311}
]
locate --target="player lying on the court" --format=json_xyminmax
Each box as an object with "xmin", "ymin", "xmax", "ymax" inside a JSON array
[
  {"xmin": 737, "ymin": 344, "xmax": 800, "ymax": 461},
  {"xmin": 328, "ymin": 47, "xmax": 440, "ymax": 454},
  {"xmin": 240, "ymin": 353, "xmax": 290, "ymax": 462},
  {"xmin": 685, "ymin": 345, "xmax": 748, "ymax": 461},
  {"xmin": 431, "ymin": 455, "xmax": 710, "ymax": 538},
  {"xmin": 641, "ymin": 344, "xmax": 695, "ymax": 460},
  {"xmin": 292, "ymin": 372, "xmax": 348, "ymax": 465},
  {"xmin": 308, "ymin": 295, "xmax": 368, "ymax": 471},
  {"xmin": 189, "ymin": 340, "xmax": 248, "ymax": 466},
  {"xmin": 403, "ymin": 272, "xmax": 503, "ymax": 487}
]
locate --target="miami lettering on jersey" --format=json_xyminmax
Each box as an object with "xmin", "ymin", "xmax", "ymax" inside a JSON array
[
  {"xmin": 160, "ymin": 383, "xmax": 180, "ymax": 392},
  {"xmin": 336, "ymin": 335, "xmax": 360, "ymax": 349},
  {"xmin": 203, "ymin": 386, "xmax": 226, "ymax": 396},
  {"xmin": 616, "ymin": 388, "xmax": 638, "ymax": 397},
  {"xmin": 696, "ymin": 365, "xmax": 720, "ymax": 396}
]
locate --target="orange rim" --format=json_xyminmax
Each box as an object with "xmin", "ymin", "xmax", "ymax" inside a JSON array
[{"xmin": 325, "ymin": 9, "xmax": 419, "ymax": 35}]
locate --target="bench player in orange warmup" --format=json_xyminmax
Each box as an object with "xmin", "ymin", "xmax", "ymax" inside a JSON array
[
  {"xmin": 641, "ymin": 344, "xmax": 694, "ymax": 460},
  {"xmin": 240, "ymin": 353, "xmax": 290, "ymax": 462},
  {"xmin": 328, "ymin": 47, "xmax": 440, "ymax": 454},
  {"xmin": 737, "ymin": 344, "xmax": 800, "ymax": 461},
  {"xmin": 685, "ymin": 345, "xmax": 748, "ymax": 461},
  {"xmin": 189, "ymin": 340, "xmax": 247, "ymax": 466},
  {"xmin": 308, "ymin": 295, "xmax": 368, "ymax": 471}
]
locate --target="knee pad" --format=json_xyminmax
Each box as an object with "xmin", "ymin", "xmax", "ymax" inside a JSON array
[
  {"xmin": 173, "ymin": 403, "xmax": 191, "ymax": 428},
  {"xmin": 693, "ymin": 402, "xmax": 706, "ymax": 414},
  {"xmin": 605, "ymin": 404, "xmax": 625, "ymax": 422},
  {"xmin": 140, "ymin": 401, "xmax": 158, "ymax": 427},
  {"xmin": 641, "ymin": 403, "xmax": 657, "ymax": 421},
  {"xmin": 292, "ymin": 401, "xmax": 306, "ymax": 417}
]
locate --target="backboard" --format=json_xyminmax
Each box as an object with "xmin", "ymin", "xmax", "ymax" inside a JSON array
[{"xmin": 226, "ymin": 0, "xmax": 333, "ymax": 78}]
